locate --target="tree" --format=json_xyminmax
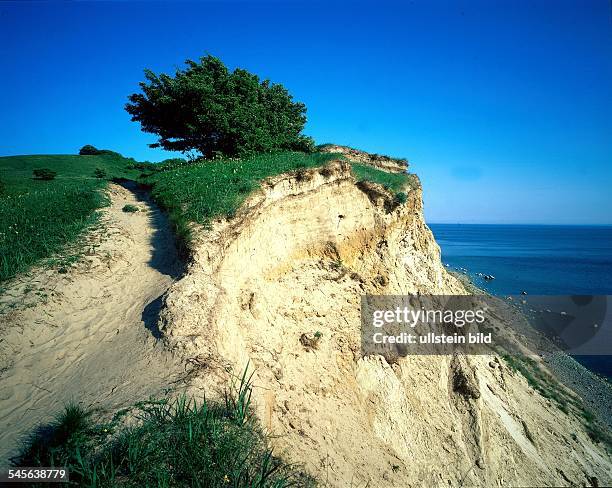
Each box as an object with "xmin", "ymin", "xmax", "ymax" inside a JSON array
[
  {"xmin": 79, "ymin": 145, "xmax": 101, "ymax": 155},
  {"xmin": 125, "ymin": 55, "xmax": 314, "ymax": 159},
  {"xmin": 79, "ymin": 145, "xmax": 120, "ymax": 157}
]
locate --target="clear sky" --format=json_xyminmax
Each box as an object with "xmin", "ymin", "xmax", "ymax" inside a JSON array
[{"xmin": 1, "ymin": 0, "xmax": 611, "ymax": 224}]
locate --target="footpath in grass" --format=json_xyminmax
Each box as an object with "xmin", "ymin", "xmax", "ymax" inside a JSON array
[{"xmin": 0, "ymin": 153, "xmax": 141, "ymax": 282}]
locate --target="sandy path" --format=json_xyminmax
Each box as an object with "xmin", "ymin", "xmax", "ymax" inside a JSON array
[{"xmin": 0, "ymin": 182, "xmax": 184, "ymax": 464}]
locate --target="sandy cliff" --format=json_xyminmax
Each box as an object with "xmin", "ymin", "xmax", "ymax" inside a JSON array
[{"xmin": 159, "ymin": 155, "xmax": 610, "ymax": 487}]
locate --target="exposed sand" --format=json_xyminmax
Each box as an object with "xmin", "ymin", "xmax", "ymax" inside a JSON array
[
  {"xmin": 159, "ymin": 161, "xmax": 611, "ymax": 486},
  {"xmin": 0, "ymin": 182, "xmax": 184, "ymax": 464}
]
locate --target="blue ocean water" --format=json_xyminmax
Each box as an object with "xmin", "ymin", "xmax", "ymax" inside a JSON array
[
  {"xmin": 429, "ymin": 224, "xmax": 612, "ymax": 379},
  {"xmin": 429, "ymin": 224, "xmax": 612, "ymax": 296}
]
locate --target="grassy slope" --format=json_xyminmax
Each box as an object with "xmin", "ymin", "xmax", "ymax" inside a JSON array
[{"xmin": 0, "ymin": 154, "xmax": 140, "ymax": 282}]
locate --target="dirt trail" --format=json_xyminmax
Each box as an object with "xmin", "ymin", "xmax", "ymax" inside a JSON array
[{"xmin": 0, "ymin": 182, "xmax": 184, "ymax": 464}]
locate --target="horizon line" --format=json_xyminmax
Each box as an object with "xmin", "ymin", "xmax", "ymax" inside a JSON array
[{"xmin": 427, "ymin": 222, "xmax": 612, "ymax": 227}]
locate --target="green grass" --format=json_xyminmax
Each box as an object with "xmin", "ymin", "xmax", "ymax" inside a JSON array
[
  {"xmin": 350, "ymin": 163, "xmax": 416, "ymax": 194},
  {"xmin": 0, "ymin": 153, "xmax": 141, "ymax": 282},
  {"xmin": 143, "ymin": 151, "xmax": 338, "ymax": 244},
  {"xmin": 122, "ymin": 204, "xmax": 139, "ymax": 213},
  {"xmin": 14, "ymin": 369, "xmax": 313, "ymax": 487}
]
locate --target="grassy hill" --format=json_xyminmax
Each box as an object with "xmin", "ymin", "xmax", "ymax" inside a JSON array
[{"xmin": 0, "ymin": 153, "xmax": 141, "ymax": 282}]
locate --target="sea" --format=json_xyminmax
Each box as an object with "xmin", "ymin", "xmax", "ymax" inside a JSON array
[{"xmin": 429, "ymin": 224, "xmax": 612, "ymax": 380}]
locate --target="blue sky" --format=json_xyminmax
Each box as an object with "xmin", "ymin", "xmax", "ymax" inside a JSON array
[{"xmin": 1, "ymin": 0, "xmax": 610, "ymax": 224}]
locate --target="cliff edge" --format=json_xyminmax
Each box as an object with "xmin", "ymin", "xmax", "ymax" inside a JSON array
[{"xmin": 158, "ymin": 153, "xmax": 611, "ymax": 487}]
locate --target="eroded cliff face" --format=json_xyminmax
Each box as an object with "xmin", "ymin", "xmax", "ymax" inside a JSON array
[{"xmin": 159, "ymin": 159, "xmax": 610, "ymax": 487}]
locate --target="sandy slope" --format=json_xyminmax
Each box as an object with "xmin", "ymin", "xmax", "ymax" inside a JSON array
[{"xmin": 0, "ymin": 182, "xmax": 184, "ymax": 464}]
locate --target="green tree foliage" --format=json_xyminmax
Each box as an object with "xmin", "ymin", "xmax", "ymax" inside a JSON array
[
  {"xmin": 125, "ymin": 55, "xmax": 314, "ymax": 158},
  {"xmin": 79, "ymin": 145, "xmax": 121, "ymax": 157},
  {"xmin": 79, "ymin": 145, "xmax": 101, "ymax": 155}
]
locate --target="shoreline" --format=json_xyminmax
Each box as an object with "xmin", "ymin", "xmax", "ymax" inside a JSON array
[
  {"xmin": 449, "ymin": 268, "xmax": 612, "ymax": 432},
  {"xmin": 543, "ymin": 351, "xmax": 612, "ymax": 431}
]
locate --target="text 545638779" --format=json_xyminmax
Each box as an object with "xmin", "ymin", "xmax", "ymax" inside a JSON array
[{"xmin": 0, "ymin": 468, "xmax": 69, "ymax": 483}]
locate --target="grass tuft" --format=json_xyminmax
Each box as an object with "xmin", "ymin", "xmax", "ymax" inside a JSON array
[
  {"xmin": 393, "ymin": 192, "xmax": 408, "ymax": 205},
  {"xmin": 350, "ymin": 163, "xmax": 415, "ymax": 195},
  {"xmin": 13, "ymin": 369, "xmax": 314, "ymax": 487},
  {"xmin": 17, "ymin": 402, "xmax": 92, "ymax": 468}
]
